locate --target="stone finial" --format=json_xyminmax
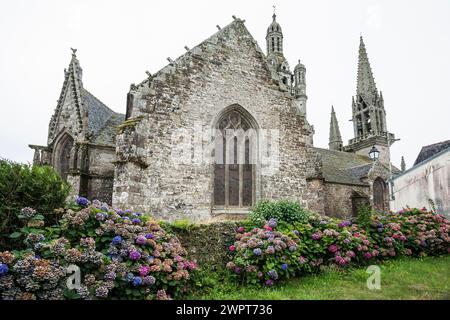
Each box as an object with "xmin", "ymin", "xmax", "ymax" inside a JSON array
[
  {"xmin": 145, "ymin": 71, "xmax": 152, "ymax": 77},
  {"xmin": 184, "ymin": 46, "xmax": 190, "ymax": 51},
  {"xmin": 232, "ymin": 15, "xmax": 237, "ymax": 20},
  {"xmin": 167, "ymin": 57, "xmax": 175, "ymax": 65},
  {"xmin": 71, "ymin": 48, "xmax": 77, "ymax": 56},
  {"xmin": 216, "ymin": 25, "xmax": 221, "ymax": 30},
  {"xmin": 401, "ymin": 156, "xmax": 406, "ymax": 172}
]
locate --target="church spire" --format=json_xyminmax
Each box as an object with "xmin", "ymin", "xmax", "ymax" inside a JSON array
[
  {"xmin": 329, "ymin": 106, "xmax": 343, "ymax": 151},
  {"xmin": 357, "ymin": 36, "xmax": 377, "ymax": 103}
]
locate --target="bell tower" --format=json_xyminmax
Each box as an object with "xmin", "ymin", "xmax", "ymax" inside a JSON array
[{"xmin": 346, "ymin": 37, "xmax": 396, "ymax": 164}]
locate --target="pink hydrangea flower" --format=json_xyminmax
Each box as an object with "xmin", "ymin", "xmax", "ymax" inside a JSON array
[
  {"xmin": 328, "ymin": 244, "xmax": 338, "ymax": 253},
  {"xmin": 139, "ymin": 265, "xmax": 150, "ymax": 276}
]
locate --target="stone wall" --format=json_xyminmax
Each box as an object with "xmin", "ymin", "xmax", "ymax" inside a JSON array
[
  {"xmin": 167, "ymin": 222, "xmax": 239, "ymax": 268},
  {"xmin": 113, "ymin": 20, "xmax": 322, "ymax": 221},
  {"xmin": 323, "ymin": 182, "xmax": 369, "ymax": 218}
]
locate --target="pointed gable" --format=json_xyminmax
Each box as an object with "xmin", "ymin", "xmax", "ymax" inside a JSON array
[{"xmin": 48, "ymin": 49, "xmax": 124, "ymax": 147}]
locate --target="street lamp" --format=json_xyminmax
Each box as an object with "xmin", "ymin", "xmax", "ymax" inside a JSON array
[{"xmin": 368, "ymin": 146, "xmax": 380, "ymax": 161}]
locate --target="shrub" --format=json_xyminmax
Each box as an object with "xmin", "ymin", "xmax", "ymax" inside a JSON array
[
  {"xmin": 0, "ymin": 198, "xmax": 197, "ymax": 300},
  {"xmin": 249, "ymin": 200, "xmax": 311, "ymax": 226},
  {"xmin": 227, "ymin": 208, "xmax": 450, "ymax": 286},
  {"xmin": 0, "ymin": 159, "xmax": 69, "ymax": 249}
]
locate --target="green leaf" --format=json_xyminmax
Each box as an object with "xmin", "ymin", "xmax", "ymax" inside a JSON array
[
  {"xmin": 9, "ymin": 231, "xmax": 22, "ymax": 239},
  {"xmin": 34, "ymin": 214, "xmax": 45, "ymax": 220}
]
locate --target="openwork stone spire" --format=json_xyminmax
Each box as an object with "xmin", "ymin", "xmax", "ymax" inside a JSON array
[
  {"xmin": 357, "ymin": 36, "xmax": 377, "ymax": 103},
  {"xmin": 329, "ymin": 106, "xmax": 343, "ymax": 151}
]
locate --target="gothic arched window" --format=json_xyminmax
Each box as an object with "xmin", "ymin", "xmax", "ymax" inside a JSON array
[
  {"xmin": 213, "ymin": 107, "xmax": 257, "ymax": 208},
  {"xmin": 55, "ymin": 134, "xmax": 74, "ymax": 181},
  {"xmin": 373, "ymin": 177, "xmax": 386, "ymax": 211}
]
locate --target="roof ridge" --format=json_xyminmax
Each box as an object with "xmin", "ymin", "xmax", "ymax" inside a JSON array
[{"xmin": 134, "ymin": 18, "xmax": 254, "ymax": 89}]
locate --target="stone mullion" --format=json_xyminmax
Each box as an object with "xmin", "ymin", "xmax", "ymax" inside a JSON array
[{"xmin": 238, "ymin": 138, "xmax": 244, "ymax": 207}]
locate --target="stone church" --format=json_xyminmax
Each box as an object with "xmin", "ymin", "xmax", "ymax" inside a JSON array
[{"xmin": 30, "ymin": 14, "xmax": 399, "ymax": 221}]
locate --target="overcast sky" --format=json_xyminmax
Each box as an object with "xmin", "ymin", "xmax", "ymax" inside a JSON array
[{"xmin": 1, "ymin": 0, "xmax": 449, "ymax": 169}]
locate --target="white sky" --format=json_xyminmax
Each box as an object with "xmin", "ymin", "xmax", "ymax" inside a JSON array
[{"xmin": 0, "ymin": 0, "xmax": 449, "ymax": 169}]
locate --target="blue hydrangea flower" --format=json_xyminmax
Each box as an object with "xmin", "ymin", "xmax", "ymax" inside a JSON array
[
  {"xmin": 132, "ymin": 218, "xmax": 141, "ymax": 225},
  {"xmin": 0, "ymin": 263, "xmax": 9, "ymax": 276},
  {"xmin": 76, "ymin": 196, "xmax": 89, "ymax": 207},
  {"xmin": 145, "ymin": 233, "xmax": 155, "ymax": 239},
  {"xmin": 253, "ymin": 248, "xmax": 262, "ymax": 256},
  {"xmin": 281, "ymin": 263, "xmax": 288, "ymax": 271},
  {"xmin": 125, "ymin": 272, "xmax": 135, "ymax": 282},
  {"xmin": 148, "ymin": 256, "xmax": 155, "ymax": 263},
  {"xmin": 268, "ymin": 218, "xmax": 277, "ymax": 228},
  {"xmin": 112, "ymin": 236, "xmax": 122, "ymax": 245},
  {"xmin": 268, "ymin": 269, "xmax": 278, "ymax": 280},
  {"xmin": 133, "ymin": 276, "xmax": 143, "ymax": 286}
]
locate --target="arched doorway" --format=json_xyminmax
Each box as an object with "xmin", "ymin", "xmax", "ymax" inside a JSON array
[
  {"xmin": 213, "ymin": 106, "xmax": 258, "ymax": 208},
  {"xmin": 373, "ymin": 177, "xmax": 386, "ymax": 211},
  {"xmin": 54, "ymin": 134, "xmax": 74, "ymax": 181}
]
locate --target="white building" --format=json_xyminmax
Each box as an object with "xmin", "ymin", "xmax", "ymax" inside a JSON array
[{"xmin": 392, "ymin": 141, "xmax": 450, "ymax": 217}]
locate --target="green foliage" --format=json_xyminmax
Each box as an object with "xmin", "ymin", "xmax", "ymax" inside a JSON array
[
  {"xmin": 356, "ymin": 204, "xmax": 373, "ymax": 229},
  {"xmin": 0, "ymin": 159, "xmax": 69, "ymax": 249},
  {"xmin": 249, "ymin": 200, "xmax": 311, "ymax": 226}
]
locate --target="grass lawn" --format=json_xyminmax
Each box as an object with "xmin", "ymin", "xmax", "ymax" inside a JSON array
[{"xmin": 192, "ymin": 255, "xmax": 450, "ymax": 300}]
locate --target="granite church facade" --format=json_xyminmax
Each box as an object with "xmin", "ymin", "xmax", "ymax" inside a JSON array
[{"xmin": 30, "ymin": 14, "xmax": 398, "ymax": 222}]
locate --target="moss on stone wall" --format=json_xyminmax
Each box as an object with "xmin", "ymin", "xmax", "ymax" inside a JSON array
[{"xmin": 162, "ymin": 221, "xmax": 239, "ymax": 269}]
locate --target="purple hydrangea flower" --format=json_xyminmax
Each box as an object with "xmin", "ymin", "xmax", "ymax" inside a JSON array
[
  {"xmin": 253, "ymin": 248, "xmax": 262, "ymax": 256},
  {"xmin": 132, "ymin": 218, "xmax": 141, "ymax": 225},
  {"xmin": 312, "ymin": 233, "xmax": 322, "ymax": 240},
  {"xmin": 293, "ymin": 230, "xmax": 300, "ymax": 236},
  {"xmin": 76, "ymin": 196, "xmax": 89, "ymax": 207},
  {"xmin": 96, "ymin": 213, "xmax": 106, "ymax": 221},
  {"xmin": 268, "ymin": 218, "xmax": 278, "ymax": 228},
  {"xmin": 145, "ymin": 233, "xmax": 155, "ymax": 239},
  {"xmin": 265, "ymin": 279, "xmax": 274, "ymax": 286},
  {"xmin": 112, "ymin": 236, "xmax": 122, "ymax": 245},
  {"xmin": 129, "ymin": 250, "xmax": 141, "ymax": 261},
  {"xmin": 116, "ymin": 209, "xmax": 124, "ymax": 216},
  {"xmin": 136, "ymin": 235, "xmax": 147, "ymax": 245},
  {"xmin": 134, "ymin": 212, "xmax": 143, "ymax": 217},
  {"xmin": 143, "ymin": 275, "xmax": 156, "ymax": 285},
  {"xmin": 147, "ymin": 256, "xmax": 155, "ymax": 263}
]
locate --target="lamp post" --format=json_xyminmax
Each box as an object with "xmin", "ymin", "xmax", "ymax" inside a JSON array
[{"xmin": 368, "ymin": 146, "xmax": 380, "ymax": 161}]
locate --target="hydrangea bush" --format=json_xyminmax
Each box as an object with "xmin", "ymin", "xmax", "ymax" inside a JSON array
[
  {"xmin": 0, "ymin": 197, "xmax": 197, "ymax": 300},
  {"xmin": 227, "ymin": 206, "xmax": 450, "ymax": 286}
]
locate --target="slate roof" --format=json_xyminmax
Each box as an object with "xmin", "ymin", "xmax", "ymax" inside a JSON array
[
  {"xmin": 81, "ymin": 88, "xmax": 125, "ymax": 146},
  {"xmin": 314, "ymin": 147, "xmax": 373, "ymax": 186},
  {"xmin": 414, "ymin": 140, "xmax": 450, "ymax": 166}
]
